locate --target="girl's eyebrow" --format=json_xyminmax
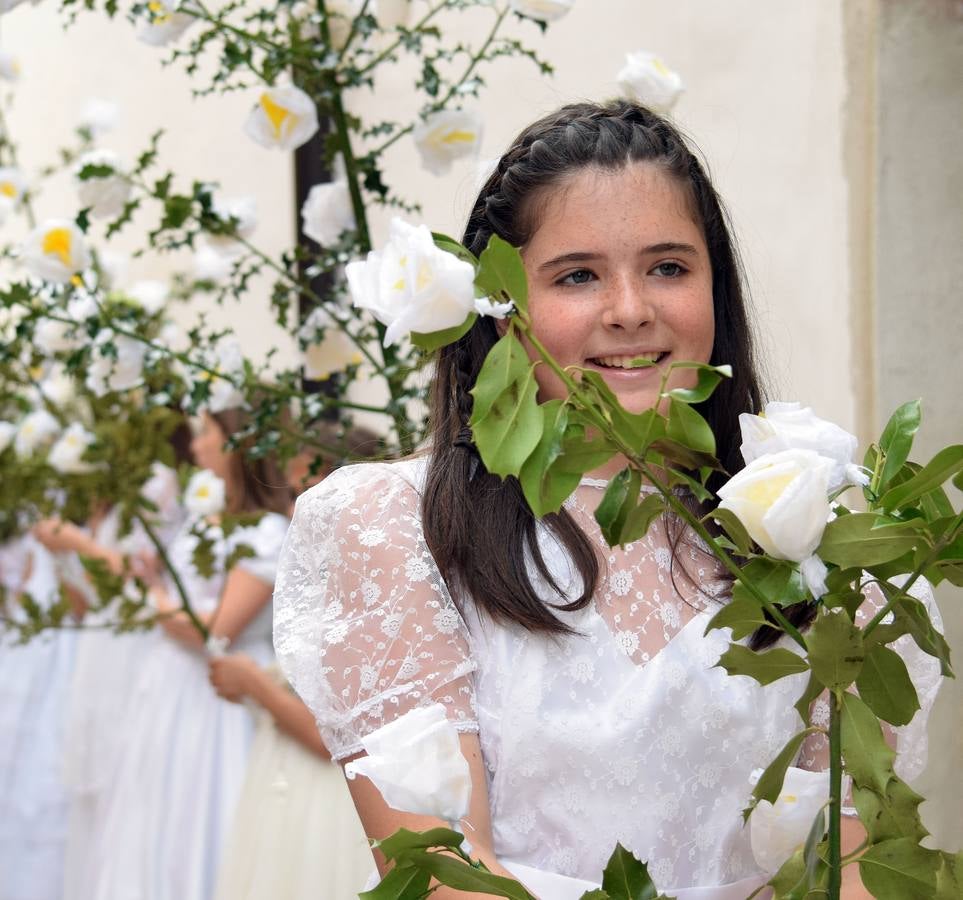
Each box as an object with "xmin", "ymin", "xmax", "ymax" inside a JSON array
[{"xmin": 537, "ymin": 242, "xmax": 700, "ymax": 271}]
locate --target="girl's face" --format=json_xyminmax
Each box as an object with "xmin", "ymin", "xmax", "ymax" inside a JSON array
[
  {"xmin": 190, "ymin": 413, "xmax": 233, "ymax": 483},
  {"xmin": 520, "ymin": 163, "xmax": 715, "ymax": 415}
]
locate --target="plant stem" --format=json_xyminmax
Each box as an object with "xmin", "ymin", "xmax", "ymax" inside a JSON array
[
  {"xmin": 827, "ymin": 689, "xmax": 843, "ymax": 900},
  {"xmin": 136, "ymin": 513, "xmax": 209, "ymax": 641},
  {"xmin": 352, "ymin": 0, "xmax": 450, "ymax": 77}
]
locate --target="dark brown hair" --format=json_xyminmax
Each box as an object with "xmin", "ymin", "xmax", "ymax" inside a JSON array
[
  {"xmin": 422, "ymin": 100, "xmax": 811, "ymax": 646},
  {"xmin": 209, "ymin": 408, "xmax": 294, "ymax": 516}
]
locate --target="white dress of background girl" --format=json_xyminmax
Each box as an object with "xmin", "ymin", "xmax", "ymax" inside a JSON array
[
  {"xmin": 0, "ymin": 532, "xmax": 76, "ymax": 900},
  {"xmin": 274, "ymin": 460, "xmax": 943, "ymax": 899}
]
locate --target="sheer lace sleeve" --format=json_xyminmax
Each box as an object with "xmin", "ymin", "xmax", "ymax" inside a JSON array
[
  {"xmin": 273, "ymin": 462, "xmax": 477, "ymax": 760},
  {"xmin": 797, "ymin": 577, "xmax": 944, "ymax": 792}
]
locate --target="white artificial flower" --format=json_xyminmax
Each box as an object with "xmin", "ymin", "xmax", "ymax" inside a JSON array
[
  {"xmin": 344, "ymin": 703, "xmax": 471, "ymax": 823},
  {"xmin": 717, "ymin": 448, "xmax": 834, "ymax": 595},
  {"xmin": 617, "ymin": 51, "xmax": 684, "ymax": 114},
  {"xmin": 78, "ymin": 97, "xmax": 121, "ymax": 138},
  {"xmin": 184, "ymin": 469, "xmax": 226, "ymax": 518},
  {"xmin": 74, "ymin": 149, "xmax": 131, "ymax": 220},
  {"xmin": 97, "ymin": 249, "xmax": 129, "ymax": 289},
  {"xmin": 85, "ymin": 331, "xmax": 147, "ymax": 396},
  {"xmin": 243, "ymin": 83, "xmax": 319, "ymax": 152},
  {"xmin": 126, "ymin": 279, "xmax": 169, "ymax": 315},
  {"xmin": 208, "ymin": 193, "xmax": 257, "ymax": 254},
  {"xmin": 0, "ymin": 50, "xmax": 21, "ymax": 82},
  {"xmin": 740, "ymin": 402, "xmax": 869, "ymax": 493},
  {"xmin": 193, "ymin": 241, "xmax": 234, "ymax": 283},
  {"xmin": 474, "ymin": 296, "xmax": 514, "ymax": 319},
  {"xmin": 0, "ymin": 421, "xmax": 16, "ymax": 454},
  {"xmin": 301, "ymin": 179, "xmax": 355, "ymax": 247},
  {"xmin": 290, "ymin": 0, "xmax": 359, "ymax": 47},
  {"xmin": 0, "ymin": 167, "xmax": 27, "ymax": 225},
  {"xmin": 22, "ymin": 220, "xmax": 92, "ymax": 283},
  {"xmin": 412, "ymin": 108, "xmax": 483, "ymax": 176},
  {"xmin": 39, "ymin": 365, "xmax": 77, "ymax": 408},
  {"xmin": 749, "ymin": 767, "xmax": 839, "ymax": 874},
  {"xmin": 138, "ymin": 0, "xmax": 196, "ymax": 46},
  {"xmin": 14, "ymin": 409, "xmax": 60, "ymax": 457},
  {"xmin": 346, "ymin": 217, "xmax": 477, "ymax": 346},
  {"xmin": 47, "ymin": 423, "xmax": 97, "ymax": 474},
  {"xmin": 509, "ymin": 0, "xmax": 574, "ymax": 23},
  {"xmin": 188, "ymin": 336, "xmax": 245, "ymax": 413},
  {"xmin": 299, "ymin": 306, "xmax": 363, "ymax": 380}
]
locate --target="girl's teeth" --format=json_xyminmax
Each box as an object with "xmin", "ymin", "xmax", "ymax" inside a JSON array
[{"xmin": 593, "ymin": 353, "xmax": 662, "ymax": 368}]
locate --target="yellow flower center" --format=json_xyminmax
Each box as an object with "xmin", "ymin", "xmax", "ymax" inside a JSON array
[
  {"xmin": 147, "ymin": 1, "xmax": 173, "ymax": 24},
  {"xmin": 42, "ymin": 227, "xmax": 73, "ymax": 268},
  {"xmin": 744, "ymin": 471, "xmax": 795, "ymax": 507},
  {"xmin": 70, "ymin": 275, "xmax": 84, "ymax": 287},
  {"xmin": 439, "ymin": 129, "xmax": 476, "ymax": 146},
  {"xmin": 0, "ymin": 181, "xmax": 17, "ymax": 198},
  {"xmin": 260, "ymin": 93, "xmax": 297, "ymax": 140},
  {"xmin": 196, "ymin": 485, "xmax": 210, "ymax": 499},
  {"xmin": 28, "ymin": 366, "xmax": 44, "ymax": 380},
  {"xmin": 652, "ymin": 57, "xmax": 670, "ymax": 77}
]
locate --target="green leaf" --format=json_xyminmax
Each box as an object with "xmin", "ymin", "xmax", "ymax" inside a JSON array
[
  {"xmin": 806, "ymin": 609, "xmax": 865, "ymax": 691},
  {"xmin": 936, "ymin": 850, "xmax": 963, "ymax": 900},
  {"xmin": 888, "ymin": 594, "xmax": 954, "ymax": 677},
  {"xmin": 736, "ymin": 557, "xmax": 809, "ymax": 608},
  {"xmin": 600, "ymin": 843, "xmax": 659, "ymax": 900},
  {"xmin": 553, "ymin": 422, "xmax": 617, "ymax": 476},
  {"xmin": 704, "ymin": 591, "xmax": 770, "ymax": 641},
  {"xmin": 579, "ymin": 892, "xmax": 612, "ymax": 900},
  {"xmin": 595, "ymin": 468, "xmax": 642, "ymax": 547},
  {"xmin": 748, "ymin": 728, "xmax": 818, "ymax": 814},
  {"xmin": 878, "ymin": 400, "xmax": 922, "ymax": 492},
  {"xmin": 664, "ymin": 362, "xmax": 732, "ymax": 403},
  {"xmin": 858, "ymin": 838, "xmax": 940, "ymax": 900},
  {"xmin": 793, "ymin": 673, "xmax": 826, "ymax": 726},
  {"xmin": 663, "ymin": 466, "xmax": 714, "ymax": 503},
  {"xmin": 402, "ymin": 849, "xmax": 536, "ymax": 899},
  {"xmin": 715, "ymin": 643, "xmax": 809, "ymax": 686},
  {"xmin": 648, "ymin": 439, "xmax": 718, "ymax": 474},
  {"xmin": 375, "ymin": 826, "xmax": 465, "ymax": 859},
  {"xmin": 519, "ymin": 400, "xmax": 580, "ymax": 516},
  {"xmin": 475, "ymin": 234, "xmax": 528, "ymax": 314},
  {"xmin": 855, "ymin": 643, "xmax": 920, "ymax": 726},
  {"xmin": 768, "ymin": 846, "xmax": 829, "ymax": 900},
  {"xmin": 579, "ymin": 371, "xmax": 666, "ymax": 451},
  {"xmin": 358, "ymin": 862, "xmax": 431, "ymax": 900},
  {"xmin": 802, "ymin": 825, "xmax": 828, "ymax": 891},
  {"xmin": 818, "ymin": 513, "xmax": 924, "ymax": 568},
  {"xmin": 666, "ymin": 397, "xmax": 715, "ymax": 455},
  {"xmin": 432, "ymin": 231, "xmax": 479, "ymax": 267},
  {"xmin": 470, "ymin": 333, "xmax": 543, "ymax": 478},
  {"xmin": 853, "ymin": 778, "xmax": 928, "ymax": 844},
  {"xmin": 708, "ymin": 507, "xmax": 753, "ymax": 555},
  {"xmin": 411, "ymin": 313, "xmax": 477, "ymax": 353},
  {"xmin": 620, "ymin": 493, "xmax": 667, "ymax": 546},
  {"xmin": 879, "ymin": 445, "xmax": 963, "ymax": 512},
  {"xmin": 840, "ymin": 692, "xmax": 896, "ymax": 792}
]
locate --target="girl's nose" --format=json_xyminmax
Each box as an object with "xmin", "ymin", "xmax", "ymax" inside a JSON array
[{"xmin": 601, "ymin": 274, "xmax": 655, "ymax": 330}]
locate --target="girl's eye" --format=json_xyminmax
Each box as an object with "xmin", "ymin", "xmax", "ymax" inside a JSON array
[
  {"xmin": 559, "ymin": 269, "xmax": 595, "ymax": 286},
  {"xmin": 652, "ymin": 262, "xmax": 685, "ymax": 277}
]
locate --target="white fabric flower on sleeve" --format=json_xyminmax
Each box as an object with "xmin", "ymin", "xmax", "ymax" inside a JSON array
[
  {"xmin": 346, "ymin": 217, "xmax": 477, "ymax": 346},
  {"xmin": 509, "ymin": 0, "xmax": 574, "ymax": 23},
  {"xmin": 617, "ymin": 51, "xmax": 684, "ymax": 114},
  {"xmin": 138, "ymin": 0, "xmax": 196, "ymax": 46},
  {"xmin": 22, "ymin": 220, "xmax": 92, "ymax": 283},
  {"xmin": 344, "ymin": 703, "xmax": 471, "ymax": 822},
  {"xmin": 47, "ymin": 423, "xmax": 97, "ymax": 474},
  {"xmin": 184, "ymin": 470, "xmax": 226, "ymax": 518},
  {"xmin": 244, "ymin": 83, "xmax": 319, "ymax": 152},
  {"xmin": 74, "ymin": 149, "xmax": 132, "ymax": 220},
  {"xmin": 413, "ymin": 108, "xmax": 483, "ymax": 176}
]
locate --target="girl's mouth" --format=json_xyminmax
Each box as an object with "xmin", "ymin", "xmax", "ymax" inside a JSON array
[{"xmin": 588, "ymin": 351, "xmax": 667, "ymax": 369}]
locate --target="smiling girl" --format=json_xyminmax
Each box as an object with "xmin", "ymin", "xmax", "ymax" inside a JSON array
[{"xmin": 273, "ymin": 101, "xmax": 938, "ymax": 899}]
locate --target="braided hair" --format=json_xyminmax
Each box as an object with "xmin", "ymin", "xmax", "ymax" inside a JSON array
[{"xmin": 422, "ymin": 99, "xmax": 772, "ymax": 637}]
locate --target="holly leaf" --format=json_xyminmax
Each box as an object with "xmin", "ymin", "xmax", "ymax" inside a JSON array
[
  {"xmin": 840, "ymin": 692, "xmax": 895, "ymax": 792},
  {"xmin": 715, "ymin": 643, "xmax": 809, "ymax": 686},
  {"xmin": 600, "ymin": 843, "xmax": 660, "ymax": 900},
  {"xmin": 746, "ymin": 728, "xmax": 820, "ymax": 818},
  {"xmin": 793, "ymin": 673, "xmax": 826, "ymax": 726},
  {"xmin": 806, "ymin": 609, "xmax": 864, "ymax": 691},
  {"xmin": 853, "ymin": 778, "xmax": 928, "ymax": 844},
  {"xmin": 704, "ymin": 591, "xmax": 770, "ymax": 641},
  {"xmin": 855, "ymin": 643, "xmax": 920, "ymax": 726},
  {"xmin": 887, "ymin": 594, "xmax": 954, "ymax": 677},
  {"xmin": 858, "ymin": 838, "xmax": 940, "ymax": 900}
]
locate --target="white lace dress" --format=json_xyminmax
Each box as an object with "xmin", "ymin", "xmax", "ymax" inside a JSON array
[
  {"xmin": 273, "ymin": 459, "xmax": 943, "ymax": 899},
  {"xmin": 90, "ymin": 510, "xmax": 290, "ymax": 900}
]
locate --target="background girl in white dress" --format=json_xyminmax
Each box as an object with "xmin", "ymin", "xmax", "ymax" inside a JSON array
[
  {"xmin": 273, "ymin": 100, "xmax": 943, "ymax": 900},
  {"xmin": 90, "ymin": 406, "xmax": 293, "ymax": 900}
]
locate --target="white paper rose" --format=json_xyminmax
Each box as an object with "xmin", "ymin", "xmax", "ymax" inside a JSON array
[
  {"xmin": 74, "ymin": 149, "xmax": 132, "ymax": 220},
  {"xmin": 0, "ymin": 50, "xmax": 21, "ymax": 82},
  {"xmin": 0, "ymin": 167, "xmax": 26, "ymax": 225},
  {"xmin": 299, "ymin": 306, "xmax": 363, "ymax": 380},
  {"xmin": 22, "ymin": 220, "xmax": 92, "ymax": 283},
  {"xmin": 717, "ymin": 448, "xmax": 834, "ymax": 596},
  {"xmin": 85, "ymin": 331, "xmax": 147, "ymax": 396},
  {"xmin": 244, "ymin": 83, "xmax": 319, "ymax": 152},
  {"xmin": 344, "ymin": 703, "xmax": 471, "ymax": 823},
  {"xmin": 301, "ymin": 179, "xmax": 355, "ymax": 247},
  {"xmin": 617, "ymin": 51, "xmax": 684, "ymax": 114},
  {"xmin": 47, "ymin": 423, "xmax": 97, "ymax": 474},
  {"xmin": 125, "ymin": 279, "xmax": 169, "ymax": 316},
  {"xmin": 79, "ymin": 97, "xmax": 120, "ymax": 138},
  {"xmin": 412, "ymin": 108, "xmax": 483, "ymax": 176},
  {"xmin": 184, "ymin": 470, "xmax": 226, "ymax": 518},
  {"xmin": 509, "ymin": 0, "xmax": 574, "ymax": 23},
  {"xmin": 193, "ymin": 241, "xmax": 234, "ymax": 283},
  {"xmin": 138, "ymin": 0, "xmax": 196, "ymax": 46},
  {"xmin": 0, "ymin": 421, "xmax": 16, "ymax": 454},
  {"xmin": 346, "ymin": 217, "xmax": 477, "ymax": 346},
  {"xmin": 740, "ymin": 402, "xmax": 868, "ymax": 493},
  {"xmin": 15, "ymin": 409, "xmax": 60, "ymax": 458},
  {"xmin": 749, "ymin": 767, "xmax": 835, "ymax": 874}
]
